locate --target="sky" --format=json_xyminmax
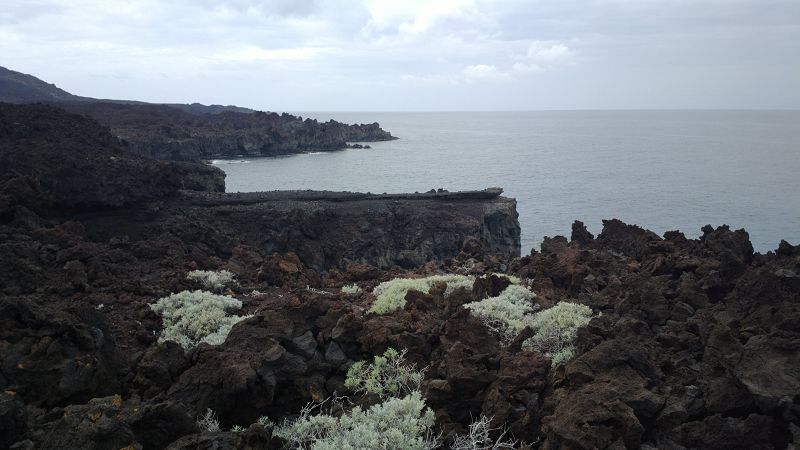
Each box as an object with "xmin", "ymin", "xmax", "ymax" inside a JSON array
[{"xmin": 1, "ymin": 0, "xmax": 798, "ymax": 111}]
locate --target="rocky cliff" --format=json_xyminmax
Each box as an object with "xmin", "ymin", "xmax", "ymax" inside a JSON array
[
  {"xmin": 72, "ymin": 189, "xmax": 520, "ymax": 273},
  {"xmin": 0, "ymin": 103, "xmax": 225, "ymax": 217},
  {"xmin": 60, "ymin": 102, "xmax": 397, "ymax": 161},
  {"xmin": 0, "ymin": 102, "xmax": 518, "ymax": 275},
  {"xmin": 0, "ymin": 66, "xmax": 397, "ymax": 161}
]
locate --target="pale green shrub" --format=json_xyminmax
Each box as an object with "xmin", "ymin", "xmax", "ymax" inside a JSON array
[
  {"xmin": 463, "ymin": 285, "xmax": 538, "ymax": 346},
  {"xmin": 521, "ymin": 302, "xmax": 594, "ymax": 366},
  {"xmin": 257, "ymin": 415, "xmax": 274, "ymax": 429},
  {"xmin": 149, "ymin": 290, "xmax": 251, "ymax": 351},
  {"xmin": 187, "ymin": 269, "xmax": 237, "ymax": 291},
  {"xmin": 451, "ymin": 415, "xmax": 519, "ymax": 450},
  {"xmin": 341, "ymin": 284, "xmax": 362, "ymax": 295},
  {"xmin": 230, "ymin": 425, "xmax": 245, "ymax": 433},
  {"xmin": 345, "ymin": 348, "xmax": 425, "ymax": 398},
  {"xmin": 273, "ymin": 392, "xmax": 437, "ymax": 450},
  {"xmin": 370, "ymin": 274, "xmax": 475, "ymax": 314}
]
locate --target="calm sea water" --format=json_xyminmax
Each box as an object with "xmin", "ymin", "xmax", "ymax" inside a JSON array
[{"xmin": 214, "ymin": 111, "xmax": 800, "ymax": 253}]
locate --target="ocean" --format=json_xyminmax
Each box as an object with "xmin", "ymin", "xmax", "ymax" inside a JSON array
[{"xmin": 213, "ymin": 110, "xmax": 800, "ymax": 254}]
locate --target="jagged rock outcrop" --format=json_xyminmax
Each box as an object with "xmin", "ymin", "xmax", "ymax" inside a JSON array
[
  {"xmin": 516, "ymin": 220, "xmax": 800, "ymax": 449},
  {"xmin": 0, "ymin": 103, "xmax": 224, "ymax": 217}
]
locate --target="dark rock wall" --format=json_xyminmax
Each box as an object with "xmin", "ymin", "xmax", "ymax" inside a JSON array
[
  {"xmin": 0, "ymin": 103, "xmax": 225, "ymax": 217},
  {"xmin": 77, "ymin": 190, "xmax": 522, "ymax": 272}
]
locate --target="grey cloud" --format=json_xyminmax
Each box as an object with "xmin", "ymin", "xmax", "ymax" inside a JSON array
[{"xmin": 0, "ymin": 0, "xmax": 797, "ymax": 110}]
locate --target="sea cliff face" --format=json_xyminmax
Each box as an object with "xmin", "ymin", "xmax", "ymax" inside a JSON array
[
  {"xmin": 74, "ymin": 189, "xmax": 521, "ymax": 272},
  {"xmin": 0, "ymin": 103, "xmax": 518, "ymax": 277},
  {"xmin": 60, "ymin": 102, "xmax": 397, "ymax": 161}
]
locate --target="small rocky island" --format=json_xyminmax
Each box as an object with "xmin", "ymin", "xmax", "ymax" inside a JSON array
[{"xmin": 1, "ymin": 103, "xmax": 799, "ymax": 449}]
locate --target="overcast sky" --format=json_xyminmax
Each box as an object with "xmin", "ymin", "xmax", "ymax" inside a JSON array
[{"xmin": 2, "ymin": 0, "xmax": 798, "ymax": 111}]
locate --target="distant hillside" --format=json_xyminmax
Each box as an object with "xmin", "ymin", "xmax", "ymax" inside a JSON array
[
  {"xmin": 0, "ymin": 65, "xmax": 397, "ymax": 161},
  {"xmin": 0, "ymin": 65, "xmax": 253, "ymax": 114},
  {"xmin": 0, "ymin": 66, "xmax": 88, "ymax": 103}
]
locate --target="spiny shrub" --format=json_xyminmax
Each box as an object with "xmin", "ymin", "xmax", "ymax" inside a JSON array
[
  {"xmin": 451, "ymin": 415, "xmax": 519, "ymax": 450},
  {"xmin": 197, "ymin": 408, "xmax": 221, "ymax": 433},
  {"xmin": 521, "ymin": 302, "xmax": 594, "ymax": 366},
  {"xmin": 273, "ymin": 391, "xmax": 437, "ymax": 450},
  {"xmin": 149, "ymin": 290, "xmax": 251, "ymax": 351},
  {"xmin": 345, "ymin": 348, "xmax": 425, "ymax": 398},
  {"xmin": 463, "ymin": 285, "xmax": 538, "ymax": 346},
  {"xmin": 186, "ymin": 269, "xmax": 237, "ymax": 291},
  {"xmin": 370, "ymin": 274, "xmax": 475, "ymax": 314},
  {"xmin": 341, "ymin": 284, "xmax": 362, "ymax": 295},
  {"xmin": 257, "ymin": 415, "xmax": 274, "ymax": 429}
]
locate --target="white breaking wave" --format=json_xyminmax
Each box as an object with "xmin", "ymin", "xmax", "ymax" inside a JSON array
[{"xmin": 211, "ymin": 159, "xmax": 250, "ymax": 165}]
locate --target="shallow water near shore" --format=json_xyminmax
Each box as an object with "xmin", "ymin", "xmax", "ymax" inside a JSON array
[{"xmin": 214, "ymin": 110, "xmax": 800, "ymax": 253}]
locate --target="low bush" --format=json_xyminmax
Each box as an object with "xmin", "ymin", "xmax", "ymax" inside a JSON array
[
  {"xmin": 341, "ymin": 284, "xmax": 362, "ymax": 295},
  {"xmin": 345, "ymin": 348, "xmax": 425, "ymax": 398},
  {"xmin": 186, "ymin": 269, "xmax": 237, "ymax": 291},
  {"xmin": 257, "ymin": 415, "xmax": 274, "ymax": 429},
  {"xmin": 451, "ymin": 415, "xmax": 519, "ymax": 450},
  {"xmin": 463, "ymin": 285, "xmax": 538, "ymax": 345},
  {"xmin": 149, "ymin": 290, "xmax": 251, "ymax": 351},
  {"xmin": 521, "ymin": 302, "xmax": 594, "ymax": 366},
  {"xmin": 273, "ymin": 391, "xmax": 437, "ymax": 450},
  {"xmin": 197, "ymin": 408, "xmax": 221, "ymax": 433},
  {"xmin": 370, "ymin": 274, "xmax": 475, "ymax": 314}
]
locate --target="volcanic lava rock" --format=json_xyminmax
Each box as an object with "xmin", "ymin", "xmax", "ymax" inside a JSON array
[{"xmin": 0, "ymin": 103, "xmax": 224, "ymax": 217}]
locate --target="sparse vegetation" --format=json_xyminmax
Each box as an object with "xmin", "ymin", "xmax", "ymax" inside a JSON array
[
  {"xmin": 149, "ymin": 290, "xmax": 251, "ymax": 351},
  {"xmin": 345, "ymin": 348, "xmax": 425, "ymax": 398},
  {"xmin": 197, "ymin": 408, "xmax": 221, "ymax": 433},
  {"xmin": 463, "ymin": 285, "xmax": 538, "ymax": 345},
  {"xmin": 341, "ymin": 283, "xmax": 362, "ymax": 295},
  {"xmin": 273, "ymin": 392, "xmax": 437, "ymax": 450},
  {"xmin": 370, "ymin": 274, "xmax": 475, "ymax": 314},
  {"xmin": 306, "ymin": 285, "xmax": 333, "ymax": 296},
  {"xmin": 257, "ymin": 415, "xmax": 274, "ymax": 429},
  {"xmin": 186, "ymin": 269, "xmax": 237, "ymax": 291},
  {"xmin": 521, "ymin": 302, "xmax": 594, "ymax": 366},
  {"xmin": 451, "ymin": 415, "xmax": 519, "ymax": 450}
]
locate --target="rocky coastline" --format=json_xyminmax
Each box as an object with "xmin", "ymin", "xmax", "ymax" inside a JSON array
[
  {"xmin": 1, "ymin": 102, "xmax": 799, "ymax": 449},
  {"xmin": 0, "ymin": 66, "xmax": 397, "ymax": 162}
]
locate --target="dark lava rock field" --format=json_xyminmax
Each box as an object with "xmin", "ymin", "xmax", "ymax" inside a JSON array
[{"xmin": 1, "ymin": 103, "xmax": 799, "ymax": 449}]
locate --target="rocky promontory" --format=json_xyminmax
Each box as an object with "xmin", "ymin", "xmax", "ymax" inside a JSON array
[
  {"xmin": 0, "ymin": 66, "xmax": 397, "ymax": 161},
  {"xmin": 1, "ymin": 102, "xmax": 799, "ymax": 450},
  {"xmin": 60, "ymin": 102, "xmax": 397, "ymax": 161}
]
